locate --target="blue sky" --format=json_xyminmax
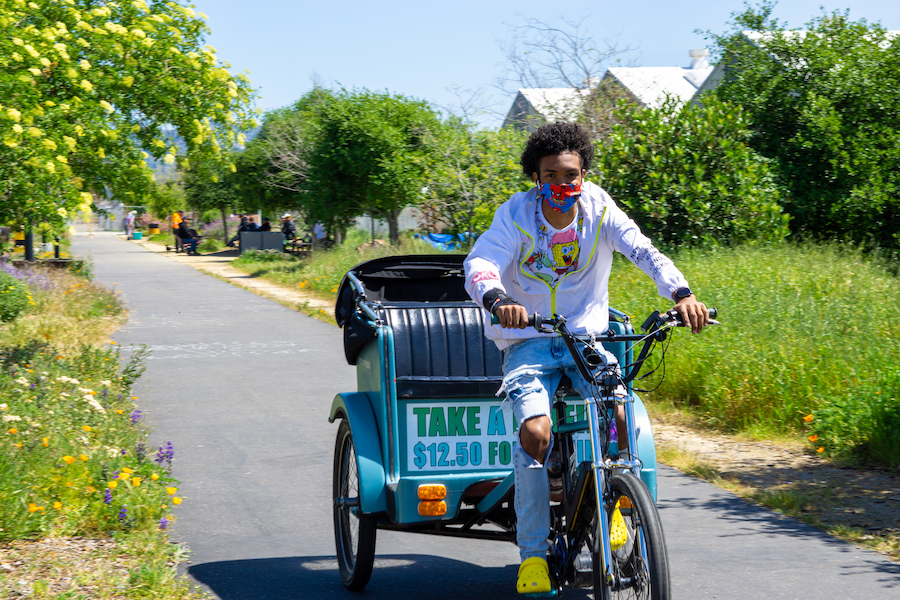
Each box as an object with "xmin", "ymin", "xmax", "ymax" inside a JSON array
[{"xmin": 192, "ymin": 0, "xmax": 900, "ymax": 127}]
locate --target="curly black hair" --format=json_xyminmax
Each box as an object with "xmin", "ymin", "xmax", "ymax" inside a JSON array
[{"xmin": 519, "ymin": 121, "xmax": 594, "ymax": 177}]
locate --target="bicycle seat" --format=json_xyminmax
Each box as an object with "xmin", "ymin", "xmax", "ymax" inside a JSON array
[{"xmin": 555, "ymin": 375, "xmax": 574, "ymax": 398}]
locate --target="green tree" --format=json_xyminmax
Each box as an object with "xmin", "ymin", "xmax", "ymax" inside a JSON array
[
  {"xmin": 594, "ymin": 96, "xmax": 790, "ymax": 247},
  {"xmin": 182, "ymin": 157, "xmax": 241, "ymax": 244},
  {"xmin": 303, "ymin": 89, "xmax": 442, "ymax": 246},
  {"xmin": 0, "ymin": 0, "xmax": 256, "ymax": 239},
  {"xmin": 709, "ymin": 2, "xmax": 900, "ymax": 250},
  {"xmin": 423, "ymin": 118, "xmax": 529, "ymax": 242}
]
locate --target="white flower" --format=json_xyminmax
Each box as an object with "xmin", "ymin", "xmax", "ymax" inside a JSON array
[
  {"xmin": 86, "ymin": 397, "xmax": 106, "ymax": 414},
  {"xmin": 16, "ymin": 377, "xmax": 28, "ymax": 386},
  {"xmin": 2, "ymin": 415, "xmax": 21, "ymax": 422},
  {"xmin": 98, "ymin": 380, "xmax": 112, "ymax": 387},
  {"xmin": 0, "ymin": 403, "xmax": 7, "ymax": 410},
  {"xmin": 60, "ymin": 392, "xmax": 70, "ymax": 398}
]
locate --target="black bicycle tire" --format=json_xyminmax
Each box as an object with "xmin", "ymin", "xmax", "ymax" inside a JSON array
[
  {"xmin": 593, "ymin": 471, "xmax": 670, "ymax": 600},
  {"xmin": 333, "ymin": 420, "xmax": 377, "ymax": 590}
]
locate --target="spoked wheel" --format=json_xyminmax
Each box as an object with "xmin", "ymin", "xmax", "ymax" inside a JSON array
[
  {"xmin": 333, "ymin": 420, "xmax": 377, "ymax": 590},
  {"xmin": 593, "ymin": 471, "xmax": 670, "ymax": 600}
]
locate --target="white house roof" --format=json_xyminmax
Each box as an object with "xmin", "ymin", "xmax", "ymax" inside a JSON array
[
  {"xmin": 604, "ymin": 65, "xmax": 714, "ymax": 109},
  {"xmin": 506, "ymin": 88, "xmax": 587, "ymax": 125}
]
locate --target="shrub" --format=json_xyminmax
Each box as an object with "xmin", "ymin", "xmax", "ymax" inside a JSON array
[
  {"xmin": 594, "ymin": 96, "xmax": 790, "ymax": 248},
  {"xmin": 0, "ymin": 271, "xmax": 32, "ymax": 322},
  {"xmin": 609, "ymin": 242, "xmax": 900, "ymax": 467},
  {"xmin": 198, "ymin": 238, "xmax": 224, "ymax": 253}
]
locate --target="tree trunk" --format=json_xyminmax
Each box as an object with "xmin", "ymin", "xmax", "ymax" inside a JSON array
[
  {"xmin": 220, "ymin": 207, "xmax": 229, "ymax": 244},
  {"xmin": 387, "ymin": 209, "xmax": 400, "ymax": 247}
]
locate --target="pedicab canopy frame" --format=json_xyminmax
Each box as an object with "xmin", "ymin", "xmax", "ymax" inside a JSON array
[{"xmin": 329, "ymin": 254, "xmax": 658, "ymax": 538}]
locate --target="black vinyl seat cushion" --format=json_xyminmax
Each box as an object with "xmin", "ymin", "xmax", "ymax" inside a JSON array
[{"xmin": 384, "ymin": 302, "xmax": 503, "ymax": 399}]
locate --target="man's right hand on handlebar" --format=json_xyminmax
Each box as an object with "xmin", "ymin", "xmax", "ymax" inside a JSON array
[
  {"xmin": 484, "ymin": 289, "xmax": 530, "ymax": 329},
  {"xmin": 495, "ymin": 304, "xmax": 530, "ymax": 329}
]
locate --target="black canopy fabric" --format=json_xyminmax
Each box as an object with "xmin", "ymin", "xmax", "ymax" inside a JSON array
[
  {"xmin": 334, "ymin": 254, "xmax": 471, "ymax": 326},
  {"xmin": 334, "ymin": 255, "xmax": 477, "ymax": 365}
]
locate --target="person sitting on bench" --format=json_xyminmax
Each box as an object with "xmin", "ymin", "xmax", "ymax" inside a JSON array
[{"xmin": 176, "ymin": 218, "xmax": 201, "ymax": 255}]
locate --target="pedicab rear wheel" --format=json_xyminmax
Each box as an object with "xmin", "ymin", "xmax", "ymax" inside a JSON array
[{"xmin": 333, "ymin": 420, "xmax": 377, "ymax": 590}]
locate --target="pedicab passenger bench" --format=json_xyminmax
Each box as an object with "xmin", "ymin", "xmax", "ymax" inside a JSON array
[{"xmin": 329, "ymin": 255, "xmax": 657, "ymax": 532}]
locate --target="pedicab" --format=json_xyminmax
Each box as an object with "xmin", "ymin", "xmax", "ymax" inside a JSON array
[{"xmin": 329, "ymin": 254, "xmax": 667, "ymax": 596}]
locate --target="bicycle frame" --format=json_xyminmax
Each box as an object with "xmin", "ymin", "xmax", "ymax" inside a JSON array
[{"xmin": 543, "ymin": 313, "xmax": 678, "ymax": 591}]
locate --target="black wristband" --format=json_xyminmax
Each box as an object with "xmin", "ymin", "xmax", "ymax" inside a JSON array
[{"xmin": 483, "ymin": 289, "xmax": 521, "ymax": 315}]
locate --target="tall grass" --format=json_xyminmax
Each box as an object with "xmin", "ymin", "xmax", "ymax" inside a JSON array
[
  {"xmin": 232, "ymin": 228, "xmax": 457, "ymax": 298},
  {"xmin": 609, "ymin": 243, "xmax": 900, "ymax": 466}
]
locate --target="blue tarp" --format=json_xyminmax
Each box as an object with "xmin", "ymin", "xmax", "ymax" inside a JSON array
[{"xmin": 414, "ymin": 232, "xmax": 471, "ymax": 251}]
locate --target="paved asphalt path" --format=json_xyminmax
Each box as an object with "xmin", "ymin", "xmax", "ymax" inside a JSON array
[{"xmin": 73, "ymin": 234, "xmax": 899, "ymax": 600}]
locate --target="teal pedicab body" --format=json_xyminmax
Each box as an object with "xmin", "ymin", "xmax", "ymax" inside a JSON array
[{"xmin": 330, "ymin": 256, "xmax": 659, "ymax": 534}]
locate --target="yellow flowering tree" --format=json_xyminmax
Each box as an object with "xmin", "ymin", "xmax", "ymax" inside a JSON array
[{"xmin": 0, "ymin": 0, "xmax": 256, "ymax": 235}]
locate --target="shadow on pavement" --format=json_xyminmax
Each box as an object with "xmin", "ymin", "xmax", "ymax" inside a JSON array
[{"xmin": 188, "ymin": 554, "xmax": 594, "ymax": 600}]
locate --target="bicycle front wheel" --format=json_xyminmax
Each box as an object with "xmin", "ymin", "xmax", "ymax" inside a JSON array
[{"xmin": 593, "ymin": 471, "xmax": 670, "ymax": 600}]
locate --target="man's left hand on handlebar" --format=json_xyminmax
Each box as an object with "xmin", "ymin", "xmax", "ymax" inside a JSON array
[{"xmin": 672, "ymin": 294, "xmax": 709, "ymax": 334}]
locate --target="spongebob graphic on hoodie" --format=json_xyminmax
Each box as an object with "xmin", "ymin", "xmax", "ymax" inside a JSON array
[{"xmin": 524, "ymin": 222, "xmax": 580, "ymax": 287}]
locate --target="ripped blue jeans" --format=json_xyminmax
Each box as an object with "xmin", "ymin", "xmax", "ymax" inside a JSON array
[{"xmin": 499, "ymin": 336, "xmax": 617, "ymax": 562}]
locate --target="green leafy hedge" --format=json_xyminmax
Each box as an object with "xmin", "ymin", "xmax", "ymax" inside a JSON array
[
  {"xmin": 0, "ymin": 271, "xmax": 32, "ymax": 322},
  {"xmin": 594, "ymin": 96, "xmax": 790, "ymax": 248}
]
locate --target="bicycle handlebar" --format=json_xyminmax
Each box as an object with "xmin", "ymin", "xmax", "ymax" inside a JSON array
[{"xmin": 489, "ymin": 307, "xmax": 718, "ymax": 329}]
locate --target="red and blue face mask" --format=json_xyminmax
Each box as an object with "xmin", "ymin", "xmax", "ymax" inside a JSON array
[{"xmin": 538, "ymin": 182, "xmax": 582, "ymax": 213}]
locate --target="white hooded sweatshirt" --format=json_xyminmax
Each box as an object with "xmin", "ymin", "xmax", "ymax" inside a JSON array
[{"xmin": 464, "ymin": 182, "xmax": 690, "ymax": 350}]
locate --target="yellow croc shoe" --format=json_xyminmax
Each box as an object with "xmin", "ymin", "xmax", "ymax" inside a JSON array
[
  {"xmin": 610, "ymin": 499, "xmax": 628, "ymax": 551},
  {"xmin": 517, "ymin": 556, "xmax": 555, "ymax": 596}
]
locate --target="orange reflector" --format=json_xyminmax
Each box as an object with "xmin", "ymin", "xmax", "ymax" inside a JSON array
[
  {"xmin": 417, "ymin": 484, "xmax": 447, "ymax": 500},
  {"xmin": 418, "ymin": 500, "xmax": 447, "ymax": 516},
  {"xmin": 618, "ymin": 496, "xmax": 633, "ymax": 509}
]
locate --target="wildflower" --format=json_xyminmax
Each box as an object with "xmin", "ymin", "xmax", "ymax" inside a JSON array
[
  {"xmin": 130, "ymin": 409, "xmax": 142, "ymax": 424},
  {"xmin": 108, "ymin": 480, "xmax": 118, "ymax": 490},
  {"xmin": 29, "ymin": 503, "xmax": 39, "ymax": 513},
  {"xmin": 817, "ymin": 447, "xmax": 825, "ymax": 453},
  {"xmin": 63, "ymin": 455, "xmax": 76, "ymax": 464},
  {"xmin": 118, "ymin": 505, "xmax": 128, "ymax": 523},
  {"xmin": 122, "ymin": 467, "xmax": 133, "ymax": 474},
  {"xmin": 86, "ymin": 486, "xmax": 95, "ymax": 493},
  {"xmin": 132, "ymin": 477, "xmax": 141, "ymax": 487},
  {"xmin": 808, "ymin": 434, "xmax": 818, "ymax": 443},
  {"xmin": 0, "ymin": 404, "xmax": 6, "ymax": 410},
  {"xmin": 82, "ymin": 425, "xmax": 92, "ymax": 432},
  {"xmin": 42, "ymin": 437, "xmax": 49, "ymax": 447},
  {"xmin": 155, "ymin": 441, "xmax": 174, "ymax": 466},
  {"xmin": 150, "ymin": 473, "xmax": 159, "ymax": 481},
  {"xmin": 8, "ymin": 428, "xmax": 17, "ymax": 434},
  {"xmin": 172, "ymin": 497, "xmax": 182, "ymax": 505},
  {"xmin": 166, "ymin": 487, "xmax": 177, "ymax": 495},
  {"xmin": 53, "ymin": 502, "xmax": 62, "ymax": 510},
  {"xmin": 803, "ymin": 414, "xmax": 814, "ymax": 423},
  {"xmin": 80, "ymin": 454, "xmax": 88, "ymax": 461},
  {"xmin": 159, "ymin": 516, "xmax": 169, "ymax": 530}
]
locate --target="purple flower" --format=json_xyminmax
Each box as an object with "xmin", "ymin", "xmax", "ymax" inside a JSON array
[
  {"xmin": 104, "ymin": 489, "xmax": 113, "ymax": 504},
  {"xmin": 130, "ymin": 410, "xmax": 142, "ymax": 424},
  {"xmin": 154, "ymin": 440, "xmax": 174, "ymax": 467},
  {"xmin": 135, "ymin": 442, "xmax": 146, "ymax": 462},
  {"xmin": 159, "ymin": 517, "xmax": 169, "ymax": 530},
  {"xmin": 118, "ymin": 505, "xmax": 128, "ymax": 523},
  {"xmin": 120, "ymin": 448, "xmax": 128, "ymax": 455}
]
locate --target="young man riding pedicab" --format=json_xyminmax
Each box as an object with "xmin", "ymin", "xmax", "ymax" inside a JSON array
[{"xmin": 463, "ymin": 122, "xmax": 710, "ymax": 594}]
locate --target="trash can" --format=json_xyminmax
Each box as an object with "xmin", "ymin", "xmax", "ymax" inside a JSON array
[
  {"xmin": 148, "ymin": 223, "xmax": 160, "ymax": 234},
  {"xmin": 133, "ymin": 231, "xmax": 143, "ymax": 240}
]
